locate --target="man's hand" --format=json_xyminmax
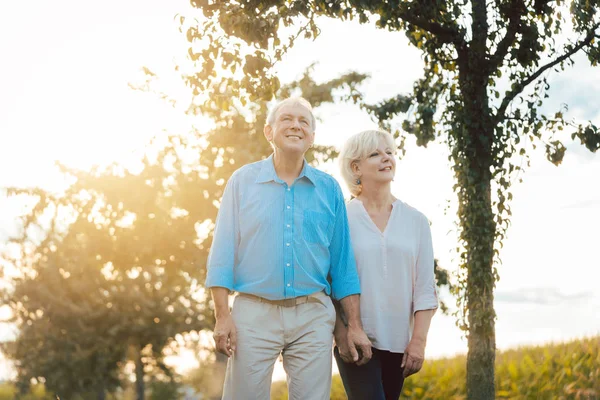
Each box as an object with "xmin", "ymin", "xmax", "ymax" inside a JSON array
[
  {"xmin": 210, "ymin": 287, "xmax": 236, "ymax": 357},
  {"xmin": 334, "ymin": 325, "xmax": 354, "ymax": 363},
  {"xmin": 401, "ymin": 338, "xmax": 425, "ymax": 378},
  {"xmin": 213, "ymin": 314, "xmax": 237, "ymax": 357},
  {"xmin": 338, "ymin": 294, "xmax": 372, "ymax": 365},
  {"xmin": 346, "ymin": 326, "xmax": 372, "ymax": 366}
]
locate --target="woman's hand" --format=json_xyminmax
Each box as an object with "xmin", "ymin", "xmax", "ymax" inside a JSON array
[{"xmin": 401, "ymin": 338, "xmax": 425, "ymax": 378}]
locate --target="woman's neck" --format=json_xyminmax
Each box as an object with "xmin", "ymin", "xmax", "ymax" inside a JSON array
[{"xmin": 357, "ymin": 182, "xmax": 395, "ymax": 211}]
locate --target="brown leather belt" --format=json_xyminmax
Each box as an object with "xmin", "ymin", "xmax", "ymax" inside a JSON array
[{"xmin": 238, "ymin": 292, "xmax": 324, "ymax": 308}]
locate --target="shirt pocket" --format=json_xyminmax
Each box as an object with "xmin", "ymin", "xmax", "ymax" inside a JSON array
[{"xmin": 302, "ymin": 210, "xmax": 331, "ymax": 245}]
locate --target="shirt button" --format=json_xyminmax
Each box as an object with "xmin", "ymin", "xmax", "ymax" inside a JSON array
[
  {"xmin": 287, "ymin": 284, "xmax": 291, "ymax": 287},
  {"xmin": 286, "ymin": 243, "xmax": 290, "ymax": 246},
  {"xmin": 286, "ymin": 205, "xmax": 290, "ymax": 209},
  {"xmin": 286, "ymin": 224, "xmax": 291, "ymax": 228},
  {"xmin": 286, "ymin": 263, "xmax": 290, "ymax": 267},
  {"xmin": 287, "ymin": 188, "xmax": 291, "ymax": 191}
]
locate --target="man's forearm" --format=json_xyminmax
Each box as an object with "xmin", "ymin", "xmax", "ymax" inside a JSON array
[
  {"xmin": 339, "ymin": 294, "xmax": 362, "ymax": 329},
  {"xmin": 210, "ymin": 287, "xmax": 231, "ymax": 319},
  {"xmin": 412, "ymin": 309, "xmax": 435, "ymax": 343},
  {"xmin": 333, "ymin": 300, "xmax": 348, "ymax": 337}
]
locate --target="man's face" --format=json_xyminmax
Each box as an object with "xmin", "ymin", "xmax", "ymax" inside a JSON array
[{"xmin": 264, "ymin": 104, "xmax": 315, "ymax": 157}]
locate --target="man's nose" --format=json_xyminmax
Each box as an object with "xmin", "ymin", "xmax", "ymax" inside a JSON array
[{"xmin": 290, "ymin": 118, "xmax": 300, "ymax": 129}]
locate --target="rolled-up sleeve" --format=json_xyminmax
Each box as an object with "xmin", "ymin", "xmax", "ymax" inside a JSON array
[
  {"xmin": 205, "ymin": 174, "xmax": 239, "ymax": 290},
  {"xmin": 413, "ymin": 215, "xmax": 438, "ymax": 312},
  {"xmin": 328, "ymin": 184, "xmax": 361, "ymax": 300}
]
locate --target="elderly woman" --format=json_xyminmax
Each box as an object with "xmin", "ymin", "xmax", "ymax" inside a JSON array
[{"xmin": 334, "ymin": 129, "xmax": 438, "ymax": 400}]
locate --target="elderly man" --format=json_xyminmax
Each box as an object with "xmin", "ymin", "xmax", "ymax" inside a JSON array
[{"xmin": 205, "ymin": 97, "xmax": 372, "ymax": 399}]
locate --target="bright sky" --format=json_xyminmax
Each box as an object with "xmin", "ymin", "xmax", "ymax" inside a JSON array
[{"xmin": 1, "ymin": 0, "xmax": 599, "ymax": 383}]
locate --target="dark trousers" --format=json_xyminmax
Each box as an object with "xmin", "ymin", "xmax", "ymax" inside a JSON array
[{"xmin": 334, "ymin": 346, "xmax": 406, "ymax": 400}]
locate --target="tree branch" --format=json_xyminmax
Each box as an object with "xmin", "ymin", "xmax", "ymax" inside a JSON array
[
  {"xmin": 397, "ymin": 7, "xmax": 466, "ymax": 48},
  {"xmin": 495, "ymin": 24, "xmax": 600, "ymax": 124},
  {"xmin": 489, "ymin": 0, "xmax": 527, "ymax": 71},
  {"xmin": 409, "ymin": 18, "xmax": 461, "ymax": 43}
]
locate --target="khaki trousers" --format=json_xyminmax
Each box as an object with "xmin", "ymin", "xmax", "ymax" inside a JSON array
[{"xmin": 221, "ymin": 291, "xmax": 336, "ymax": 400}]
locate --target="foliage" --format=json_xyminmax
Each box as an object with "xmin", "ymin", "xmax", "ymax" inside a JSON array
[
  {"xmin": 434, "ymin": 259, "xmax": 454, "ymax": 315},
  {"xmin": 269, "ymin": 336, "xmax": 600, "ymax": 400},
  {"xmin": 2, "ymin": 148, "xmax": 212, "ymax": 397},
  {"xmin": 180, "ymin": 352, "xmax": 227, "ymax": 400},
  {"xmin": 401, "ymin": 336, "xmax": 600, "ymax": 400},
  {"xmin": 147, "ymin": 379, "xmax": 182, "ymax": 400},
  {"xmin": 0, "ymin": 384, "xmax": 53, "ymax": 400}
]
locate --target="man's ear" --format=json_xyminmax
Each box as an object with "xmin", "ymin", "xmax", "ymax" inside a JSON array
[
  {"xmin": 351, "ymin": 161, "xmax": 361, "ymax": 175},
  {"xmin": 264, "ymin": 124, "xmax": 273, "ymax": 142}
]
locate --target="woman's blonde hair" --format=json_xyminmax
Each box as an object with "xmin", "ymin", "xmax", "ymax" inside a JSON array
[{"xmin": 339, "ymin": 129, "xmax": 396, "ymax": 196}]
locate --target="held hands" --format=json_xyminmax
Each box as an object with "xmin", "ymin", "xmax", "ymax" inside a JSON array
[
  {"xmin": 334, "ymin": 326, "xmax": 353, "ymax": 363},
  {"xmin": 345, "ymin": 326, "xmax": 373, "ymax": 366},
  {"xmin": 401, "ymin": 338, "xmax": 426, "ymax": 378},
  {"xmin": 213, "ymin": 314, "xmax": 237, "ymax": 357}
]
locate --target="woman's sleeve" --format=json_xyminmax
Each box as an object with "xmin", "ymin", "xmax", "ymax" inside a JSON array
[{"xmin": 413, "ymin": 214, "xmax": 439, "ymax": 313}]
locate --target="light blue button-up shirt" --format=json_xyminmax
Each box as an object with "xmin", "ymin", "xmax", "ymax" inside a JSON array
[{"xmin": 205, "ymin": 155, "xmax": 360, "ymax": 300}]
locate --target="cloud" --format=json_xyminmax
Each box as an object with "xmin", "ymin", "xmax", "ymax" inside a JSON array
[
  {"xmin": 561, "ymin": 198, "xmax": 600, "ymax": 209},
  {"xmin": 543, "ymin": 54, "xmax": 600, "ymax": 122},
  {"xmin": 495, "ymin": 287, "xmax": 593, "ymax": 305},
  {"xmin": 565, "ymin": 141, "xmax": 600, "ymax": 163}
]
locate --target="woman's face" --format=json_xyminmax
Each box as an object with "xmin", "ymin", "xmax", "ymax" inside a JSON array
[{"xmin": 354, "ymin": 137, "xmax": 396, "ymax": 185}]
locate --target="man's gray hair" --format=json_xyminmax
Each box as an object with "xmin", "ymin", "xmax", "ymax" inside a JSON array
[{"xmin": 266, "ymin": 97, "xmax": 317, "ymax": 131}]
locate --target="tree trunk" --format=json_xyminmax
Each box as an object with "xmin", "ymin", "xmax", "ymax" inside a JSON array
[
  {"xmin": 463, "ymin": 167, "xmax": 496, "ymax": 400},
  {"xmin": 457, "ymin": 42, "xmax": 497, "ymax": 397},
  {"xmin": 97, "ymin": 385, "xmax": 106, "ymax": 400},
  {"xmin": 455, "ymin": 119, "xmax": 497, "ymax": 399},
  {"xmin": 135, "ymin": 345, "xmax": 145, "ymax": 400}
]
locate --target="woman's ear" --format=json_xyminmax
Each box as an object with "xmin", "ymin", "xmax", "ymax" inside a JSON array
[{"xmin": 351, "ymin": 161, "xmax": 361, "ymax": 176}]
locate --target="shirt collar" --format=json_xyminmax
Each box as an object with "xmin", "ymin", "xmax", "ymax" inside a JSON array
[{"xmin": 255, "ymin": 154, "xmax": 316, "ymax": 186}]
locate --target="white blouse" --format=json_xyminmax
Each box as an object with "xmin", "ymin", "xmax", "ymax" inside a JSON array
[{"xmin": 347, "ymin": 198, "xmax": 438, "ymax": 353}]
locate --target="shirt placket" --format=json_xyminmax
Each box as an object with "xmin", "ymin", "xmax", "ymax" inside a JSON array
[
  {"xmin": 381, "ymin": 233, "xmax": 388, "ymax": 279},
  {"xmin": 283, "ymin": 184, "xmax": 295, "ymax": 298}
]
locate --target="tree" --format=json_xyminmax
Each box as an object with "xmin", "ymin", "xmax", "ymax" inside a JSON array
[
  {"xmin": 182, "ymin": 1, "xmax": 600, "ymax": 398},
  {"xmin": 2, "ymin": 255, "xmax": 125, "ymax": 400},
  {"xmin": 3, "ymin": 152, "xmax": 214, "ymax": 399}
]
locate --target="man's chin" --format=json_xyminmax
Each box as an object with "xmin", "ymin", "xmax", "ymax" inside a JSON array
[{"xmin": 277, "ymin": 145, "xmax": 309, "ymax": 156}]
